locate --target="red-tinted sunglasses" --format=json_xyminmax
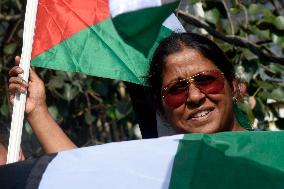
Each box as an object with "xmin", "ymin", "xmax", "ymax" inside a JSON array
[{"xmin": 161, "ymin": 70, "xmax": 225, "ymax": 108}]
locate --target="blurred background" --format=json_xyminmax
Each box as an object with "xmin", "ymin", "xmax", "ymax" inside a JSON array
[{"xmin": 0, "ymin": 0, "xmax": 284, "ymax": 158}]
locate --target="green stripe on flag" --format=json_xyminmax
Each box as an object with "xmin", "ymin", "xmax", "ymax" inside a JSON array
[
  {"xmin": 148, "ymin": 24, "xmax": 175, "ymax": 59},
  {"xmin": 32, "ymin": 19, "xmax": 149, "ymax": 84},
  {"xmin": 169, "ymin": 131, "xmax": 284, "ymax": 189},
  {"xmin": 112, "ymin": 2, "xmax": 179, "ymax": 56}
]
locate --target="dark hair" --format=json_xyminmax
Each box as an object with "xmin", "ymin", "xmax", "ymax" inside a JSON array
[{"xmin": 148, "ymin": 32, "xmax": 235, "ymax": 112}]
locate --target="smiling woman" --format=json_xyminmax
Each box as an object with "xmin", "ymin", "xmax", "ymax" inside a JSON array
[
  {"xmin": 148, "ymin": 32, "xmax": 246, "ymax": 134},
  {"xmin": 8, "ymin": 32, "xmax": 247, "ymax": 156}
]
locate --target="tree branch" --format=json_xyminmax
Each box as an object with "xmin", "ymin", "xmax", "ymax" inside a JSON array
[
  {"xmin": 176, "ymin": 9, "xmax": 284, "ymax": 65},
  {"xmin": 0, "ymin": 14, "xmax": 21, "ymax": 21},
  {"xmin": 221, "ymin": 0, "xmax": 234, "ymax": 35}
]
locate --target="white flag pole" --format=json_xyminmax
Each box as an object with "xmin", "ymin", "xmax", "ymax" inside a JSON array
[{"xmin": 6, "ymin": 0, "xmax": 39, "ymax": 164}]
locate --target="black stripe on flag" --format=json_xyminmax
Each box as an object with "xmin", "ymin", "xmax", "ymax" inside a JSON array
[{"xmin": 0, "ymin": 153, "xmax": 57, "ymax": 189}]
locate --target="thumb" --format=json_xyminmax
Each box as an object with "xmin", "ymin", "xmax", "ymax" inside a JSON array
[
  {"xmin": 29, "ymin": 68, "xmax": 41, "ymax": 82},
  {"xmin": 15, "ymin": 56, "xmax": 21, "ymax": 66}
]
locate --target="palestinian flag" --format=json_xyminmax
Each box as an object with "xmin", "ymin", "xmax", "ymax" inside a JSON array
[
  {"xmin": 31, "ymin": 0, "xmax": 183, "ymax": 85},
  {"xmin": 1, "ymin": 131, "xmax": 284, "ymax": 189}
]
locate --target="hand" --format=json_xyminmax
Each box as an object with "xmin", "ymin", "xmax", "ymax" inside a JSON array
[{"xmin": 8, "ymin": 56, "xmax": 47, "ymax": 116}]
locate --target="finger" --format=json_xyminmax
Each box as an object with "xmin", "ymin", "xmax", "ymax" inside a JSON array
[
  {"xmin": 15, "ymin": 56, "xmax": 21, "ymax": 66},
  {"xmin": 9, "ymin": 95, "xmax": 15, "ymax": 105},
  {"xmin": 8, "ymin": 83, "xmax": 27, "ymax": 94},
  {"xmin": 9, "ymin": 66, "xmax": 24, "ymax": 77},
  {"xmin": 9, "ymin": 77, "xmax": 28, "ymax": 87}
]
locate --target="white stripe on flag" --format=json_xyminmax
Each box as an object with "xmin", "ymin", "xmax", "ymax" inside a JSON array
[
  {"xmin": 39, "ymin": 135, "xmax": 183, "ymax": 189},
  {"xmin": 162, "ymin": 13, "xmax": 185, "ymax": 32},
  {"xmin": 110, "ymin": 0, "xmax": 162, "ymax": 17}
]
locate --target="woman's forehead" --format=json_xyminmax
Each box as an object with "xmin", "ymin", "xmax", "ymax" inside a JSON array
[{"xmin": 162, "ymin": 49, "xmax": 218, "ymax": 82}]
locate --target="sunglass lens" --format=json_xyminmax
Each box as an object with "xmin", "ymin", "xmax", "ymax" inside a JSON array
[
  {"xmin": 194, "ymin": 72, "xmax": 224, "ymax": 94},
  {"xmin": 164, "ymin": 80, "xmax": 188, "ymax": 108}
]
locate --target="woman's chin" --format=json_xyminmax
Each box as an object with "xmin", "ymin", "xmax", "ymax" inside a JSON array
[{"xmin": 176, "ymin": 121, "xmax": 223, "ymax": 134}]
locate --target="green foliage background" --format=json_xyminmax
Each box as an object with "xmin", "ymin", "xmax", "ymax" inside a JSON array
[
  {"xmin": 0, "ymin": 0, "xmax": 284, "ymax": 158},
  {"xmin": 182, "ymin": 0, "xmax": 284, "ymax": 130}
]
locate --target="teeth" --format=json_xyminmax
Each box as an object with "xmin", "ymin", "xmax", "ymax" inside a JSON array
[{"xmin": 193, "ymin": 110, "xmax": 210, "ymax": 118}]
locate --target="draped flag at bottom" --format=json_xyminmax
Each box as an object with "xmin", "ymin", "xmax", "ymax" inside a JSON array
[{"xmin": 1, "ymin": 131, "xmax": 284, "ymax": 189}]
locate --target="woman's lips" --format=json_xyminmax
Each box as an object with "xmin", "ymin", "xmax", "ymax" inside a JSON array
[{"xmin": 188, "ymin": 108, "xmax": 214, "ymax": 122}]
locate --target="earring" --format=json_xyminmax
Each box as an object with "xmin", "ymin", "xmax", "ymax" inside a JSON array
[
  {"xmin": 232, "ymin": 81, "xmax": 243, "ymax": 103},
  {"xmin": 232, "ymin": 96, "xmax": 238, "ymax": 103}
]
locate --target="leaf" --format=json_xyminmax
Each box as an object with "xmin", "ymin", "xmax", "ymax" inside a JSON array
[
  {"xmin": 48, "ymin": 105, "xmax": 59, "ymax": 121},
  {"xmin": 272, "ymin": 34, "xmax": 284, "ymax": 48},
  {"xmin": 65, "ymin": 72, "xmax": 76, "ymax": 79},
  {"xmin": 237, "ymin": 102, "xmax": 255, "ymax": 124},
  {"xmin": 253, "ymin": 97, "xmax": 266, "ymax": 121},
  {"xmin": 63, "ymin": 84, "xmax": 79, "ymax": 102},
  {"xmin": 248, "ymin": 4, "xmax": 262, "ymax": 16},
  {"xmin": 270, "ymin": 88, "xmax": 284, "ymax": 101},
  {"xmin": 255, "ymin": 80, "xmax": 275, "ymax": 90},
  {"xmin": 223, "ymin": 21, "xmax": 239, "ymax": 34},
  {"xmin": 274, "ymin": 16, "xmax": 284, "ymax": 30},
  {"xmin": 107, "ymin": 107, "xmax": 116, "ymax": 120},
  {"xmin": 84, "ymin": 111, "xmax": 95, "ymax": 125},
  {"xmin": 46, "ymin": 76, "xmax": 65, "ymax": 89},
  {"xmin": 257, "ymin": 68, "xmax": 275, "ymax": 81},
  {"xmin": 257, "ymin": 91, "xmax": 271, "ymax": 101},
  {"xmin": 267, "ymin": 64, "xmax": 284, "ymax": 75},
  {"xmin": 230, "ymin": 7, "xmax": 241, "ymax": 15},
  {"xmin": 242, "ymin": 49, "xmax": 257, "ymax": 60},
  {"xmin": 235, "ymin": 65, "xmax": 252, "ymax": 83},
  {"xmin": 115, "ymin": 100, "xmax": 131, "ymax": 120},
  {"xmin": 205, "ymin": 8, "xmax": 220, "ymax": 25},
  {"xmin": 3, "ymin": 43, "xmax": 17, "ymax": 55},
  {"xmin": 216, "ymin": 42, "xmax": 232, "ymax": 52},
  {"xmin": 24, "ymin": 122, "xmax": 33, "ymax": 135},
  {"xmin": 253, "ymin": 27, "xmax": 270, "ymax": 40},
  {"xmin": 263, "ymin": 8, "xmax": 274, "ymax": 20},
  {"xmin": 0, "ymin": 101, "xmax": 9, "ymax": 117}
]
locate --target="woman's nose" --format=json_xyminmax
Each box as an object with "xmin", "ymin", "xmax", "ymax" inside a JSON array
[{"xmin": 186, "ymin": 84, "xmax": 206, "ymax": 105}]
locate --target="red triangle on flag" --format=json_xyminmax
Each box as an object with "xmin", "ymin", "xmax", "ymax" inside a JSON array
[{"xmin": 32, "ymin": 0, "xmax": 110, "ymax": 59}]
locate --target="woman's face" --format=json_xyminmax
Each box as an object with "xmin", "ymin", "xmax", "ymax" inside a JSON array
[{"xmin": 161, "ymin": 48, "xmax": 239, "ymax": 133}]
